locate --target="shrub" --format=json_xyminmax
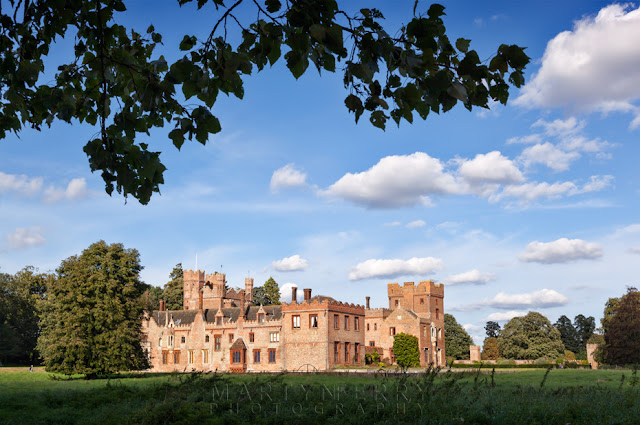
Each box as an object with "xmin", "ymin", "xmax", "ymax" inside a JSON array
[
  {"xmin": 393, "ymin": 333, "xmax": 420, "ymax": 368},
  {"xmin": 564, "ymin": 350, "xmax": 576, "ymax": 361}
]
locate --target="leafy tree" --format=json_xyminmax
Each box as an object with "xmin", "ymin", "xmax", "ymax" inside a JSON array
[
  {"xmin": 481, "ymin": 337, "xmax": 500, "ymax": 360},
  {"xmin": 601, "ymin": 297, "xmax": 621, "ymax": 334},
  {"xmin": 604, "ymin": 287, "xmax": 640, "ymax": 365},
  {"xmin": 162, "ymin": 263, "xmax": 184, "ymax": 310},
  {"xmin": 0, "ymin": 267, "xmax": 53, "ymax": 365},
  {"xmin": 573, "ymin": 314, "xmax": 595, "ymax": 352},
  {"xmin": 498, "ymin": 312, "xmax": 564, "ymax": 360},
  {"xmin": 252, "ymin": 285, "xmax": 268, "ymax": 306},
  {"xmin": 262, "ymin": 277, "xmax": 281, "ymax": 305},
  {"xmin": 393, "ymin": 332, "xmax": 420, "ymax": 368},
  {"xmin": 485, "ymin": 321, "xmax": 501, "ymax": 338},
  {"xmin": 0, "ymin": 1, "xmax": 529, "ymax": 204},
  {"xmin": 553, "ymin": 315, "xmax": 580, "ymax": 353},
  {"xmin": 444, "ymin": 313, "xmax": 473, "ymax": 360},
  {"xmin": 37, "ymin": 241, "xmax": 149, "ymax": 377},
  {"xmin": 141, "ymin": 284, "xmax": 163, "ymax": 311}
]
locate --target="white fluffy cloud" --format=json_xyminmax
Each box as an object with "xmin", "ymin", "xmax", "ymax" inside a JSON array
[
  {"xmin": 7, "ymin": 227, "xmax": 46, "ymax": 250},
  {"xmin": 406, "ymin": 220, "xmax": 426, "ymax": 229},
  {"xmin": 348, "ymin": 257, "xmax": 444, "ymax": 281},
  {"xmin": 446, "ymin": 269, "xmax": 497, "ymax": 285},
  {"xmin": 519, "ymin": 238, "xmax": 603, "ymax": 264},
  {"xmin": 515, "ymin": 4, "xmax": 640, "ymax": 128},
  {"xmin": 0, "ymin": 172, "xmax": 43, "ymax": 197},
  {"xmin": 452, "ymin": 289, "xmax": 568, "ymax": 311},
  {"xmin": 324, "ymin": 152, "xmax": 461, "ymax": 208},
  {"xmin": 491, "ymin": 175, "xmax": 613, "ymax": 204},
  {"xmin": 485, "ymin": 311, "xmax": 527, "ymax": 322},
  {"xmin": 270, "ymin": 164, "xmax": 307, "ymax": 192},
  {"xmin": 43, "ymin": 178, "xmax": 90, "ymax": 204},
  {"xmin": 519, "ymin": 142, "xmax": 580, "ymax": 172},
  {"xmin": 458, "ymin": 151, "xmax": 524, "ymax": 185},
  {"xmin": 272, "ymin": 254, "xmax": 309, "ymax": 271}
]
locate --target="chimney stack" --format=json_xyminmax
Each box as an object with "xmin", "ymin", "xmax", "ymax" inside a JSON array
[
  {"xmin": 304, "ymin": 288, "xmax": 311, "ymax": 301},
  {"xmin": 245, "ymin": 278, "xmax": 254, "ymax": 302},
  {"xmin": 198, "ymin": 290, "xmax": 204, "ymax": 310},
  {"xmin": 366, "ymin": 296, "xmax": 370, "ymax": 309},
  {"xmin": 291, "ymin": 287, "xmax": 298, "ymax": 304},
  {"xmin": 159, "ymin": 300, "xmax": 165, "ymax": 311}
]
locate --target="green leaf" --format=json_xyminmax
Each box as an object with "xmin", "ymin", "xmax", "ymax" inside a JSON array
[
  {"xmin": 455, "ymin": 38, "xmax": 470, "ymax": 53},
  {"xmin": 179, "ymin": 35, "xmax": 197, "ymax": 51},
  {"xmin": 169, "ymin": 129, "xmax": 185, "ymax": 150},
  {"xmin": 309, "ymin": 24, "xmax": 326, "ymax": 42},
  {"xmin": 370, "ymin": 110, "xmax": 387, "ymax": 130},
  {"xmin": 447, "ymin": 81, "xmax": 467, "ymax": 102},
  {"xmin": 427, "ymin": 4, "xmax": 446, "ymax": 19},
  {"xmin": 265, "ymin": 0, "xmax": 281, "ymax": 13},
  {"xmin": 113, "ymin": 1, "xmax": 127, "ymax": 12}
]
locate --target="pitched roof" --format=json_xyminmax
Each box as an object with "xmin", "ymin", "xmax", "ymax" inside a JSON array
[
  {"xmin": 151, "ymin": 304, "xmax": 282, "ymax": 326},
  {"xmin": 230, "ymin": 338, "xmax": 247, "ymax": 351},
  {"xmin": 308, "ymin": 295, "xmax": 336, "ymax": 303}
]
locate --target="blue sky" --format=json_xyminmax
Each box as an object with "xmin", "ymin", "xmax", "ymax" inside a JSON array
[{"xmin": 2, "ymin": 0, "xmax": 640, "ymax": 344}]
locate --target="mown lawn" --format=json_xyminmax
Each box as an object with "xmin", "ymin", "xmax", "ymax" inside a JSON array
[{"xmin": 1, "ymin": 367, "xmax": 639, "ymax": 424}]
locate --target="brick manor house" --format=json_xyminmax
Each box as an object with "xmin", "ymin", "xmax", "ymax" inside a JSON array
[{"xmin": 141, "ymin": 269, "xmax": 445, "ymax": 372}]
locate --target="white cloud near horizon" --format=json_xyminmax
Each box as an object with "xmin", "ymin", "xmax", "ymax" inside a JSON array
[
  {"xmin": 0, "ymin": 171, "xmax": 43, "ymax": 197},
  {"xmin": 446, "ymin": 269, "xmax": 497, "ymax": 285},
  {"xmin": 272, "ymin": 254, "xmax": 309, "ymax": 271},
  {"xmin": 484, "ymin": 310, "xmax": 528, "ymax": 322},
  {"xmin": 348, "ymin": 257, "xmax": 444, "ymax": 281},
  {"xmin": 7, "ymin": 227, "xmax": 46, "ymax": 250},
  {"xmin": 43, "ymin": 178, "xmax": 90, "ymax": 204},
  {"xmin": 519, "ymin": 238, "xmax": 603, "ymax": 264},
  {"xmin": 279, "ymin": 282, "xmax": 304, "ymax": 303},
  {"xmin": 452, "ymin": 288, "xmax": 568, "ymax": 311},
  {"xmin": 515, "ymin": 4, "xmax": 640, "ymax": 128},
  {"xmin": 270, "ymin": 164, "xmax": 307, "ymax": 192}
]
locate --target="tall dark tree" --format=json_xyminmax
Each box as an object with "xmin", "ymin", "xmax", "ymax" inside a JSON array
[
  {"xmin": 604, "ymin": 287, "xmax": 640, "ymax": 365},
  {"xmin": 444, "ymin": 314, "xmax": 473, "ymax": 360},
  {"xmin": 162, "ymin": 263, "xmax": 184, "ymax": 310},
  {"xmin": 554, "ymin": 315, "xmax": 580, "ymax": 353},
  {"xmin": 498, "ymin": 312, "xmax": 564, "ymax": 360},
  {"xmin": 482, "ymin": 337, "xmax": 500, "ymax": 360},
  {"xmin": 573, "ymin": 314, "xmax": 596, "ymax": 350},
  {"xmin": 141, "ymin": 284, "xmax": 163, "ymax": 311},
  {"xmin": 0, "ymin": 1, "xmax": 529, "ymax": 204},
  {"xmin": 601, "ymin": 297, "xmax": 620, "ymax": 334},
  {"xmin": 37, "ymin": 241, "xmax": 149, "ymax": 376},
  {"xmin": 262, "ymin": 277, "xmax": 281, "ymax": 305},
  {"xmin": 252, "ymin": 286, "xmax": 268, "ymax": 306},
  {"xmin": 485, "ymin": 321, "xmax": 501, "ymax": 338},
  {"xmin": 0, "ymin": 267, "xmax": 53, "ymax": 365}
]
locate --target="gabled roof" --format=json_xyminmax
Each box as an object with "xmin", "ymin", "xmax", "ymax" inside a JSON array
[
  {"xmin": 230, "ymin": 338, "xmax": 247, "ymax": 351},
  {"xmin": 151, "ymin": 304, "xmax": 282, "ymax": 326}
]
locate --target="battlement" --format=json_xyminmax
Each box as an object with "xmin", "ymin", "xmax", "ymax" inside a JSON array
[
  {"xmin": 282, "ymin": 298, "xmax": 364, "ymax": 314},
  {"xmin": 184, "ymin": 269, "xmax": 205, "ymax": 281},
  {"xmin": 365, "ymin": 308, "xmax": 391, "ymax": 318},
  {"xmin": 387, "ymin": 280, "xmax": 444, "ymax": 297},
  {"xmin": 205, "ymin": 272, "xmax": 225, "ymax": 284}
]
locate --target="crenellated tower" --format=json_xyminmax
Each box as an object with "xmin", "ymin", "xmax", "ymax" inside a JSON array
[{"xmin": 183, "ymin": 269, "xmax": 205, "ymax": 310}]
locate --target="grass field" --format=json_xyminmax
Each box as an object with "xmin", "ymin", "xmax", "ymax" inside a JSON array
[{"xmin": 1, "ymin": 367, "xmax": 639, "ymax": 424}]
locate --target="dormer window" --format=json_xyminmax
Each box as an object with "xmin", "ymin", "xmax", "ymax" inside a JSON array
[
  {"xmin": 258, "ymin": 313, "xmax": 265, "ymax": 323},
  {"xmin": 216, "ymin": 316, "xmax": 222, "ymax": 326}
]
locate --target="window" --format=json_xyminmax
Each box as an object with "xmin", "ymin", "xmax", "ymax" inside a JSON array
[
  {"xmin": 158, "ymin": 337, "xmax": 163, "ymax": 347},
  {"xmin": 270, "ymin": 332, "xmax": 279, "ymax": 343},
  {"xmin": 344, "ymin": 315, "xmax": 350, "ymax": 330},
  {"xmin": 258, "ymin": 313, "xmax": 265, "ymax": 323},
  {"xmin": 249, "ymin": 332, "xmax": 254, "ymax": 342},
  {"xmin": 390, "ymin": 327, "xmax": 396, "ymax": 336},
  {"xmin": 181, "ymin": 336, "xmax": 186, "ymax": 344},
  {"xmin": 344, "ymin": 342, "xmax": 350, "ymax": 363},
  {"xmin": 369, "ymin": 341, "xmax": 375, "ymax": 347},
  {"xmin": 310, "ymin": 314, "xmax": 318, "ymax": 328},
  {"xmin": 354, "ymin": 317, "xmax": 360, "ymax": 331},
  {"xmin": 395, "ymin": 300, "xmax": 399, "ymax": 307},
  {"xmin": 173, "ymin": 351, "xmax": 180, "ymax": 364},
  {"xmin": 229, "ymin": 334, "xmax": 234, "ymax": 343},
  {"xmin": 188, "ymin": 350, "xmax": 194, "ymax": 364},
  {"xmin": 214, "ymin": 335, "xmax": 221, "ymax": 351},
  {"xmin": 292, "ymin": 315, "xmax": 300, "ymax": 329},
  {"xmin": 367, "ymin": 323, "xmax": 370, "ymax": 331},
  {"xmin": 431, "ymin": 327, "xmax": 436, "ymax": 338},
  {"xmin": 334, "ymin": 342, "xmax": 340, "ymax": 363},
  {"xmin": 424, "ymin": 348, "xmax": 429, "ymax": 362},
  {"xmin": 354, "ymin": 343, "xmax": 360, "ymax": 363},
  {"xmin": 168, "ymin": 335, "xmax": 174, "ymax": 346},
  {"xmin": 334, "ymin": 314, "xmax": 339, "ymax": 329},
  {"xmin": 390, "ymin": 349, "xmax": 395, "ymax": 364},
  {"xmin": 268, "ymin": 349, "xmax": 276, "ymax": 363},
  {"xmin": 232, "ymin": 351, "xmax": 242, "ymax": 363},
  {"xmin": 162, "ymin": 351, "xmax": 169, "ymax": 364},
  {"xmin": 374, "ymin": 323, "xmax": 377, "ymax": 331},
  {"xmin": 216, "ymin": 316, "xmax": 222, "ymax": 325},
  {"xmin": 203, "ymin": 350, "xmax": 209, "ymax": 364},
  {"xmin": 436, "ymin": 308, "xmax": 440, "ymax": 320},
  {"xmin": 420, "ymin": 298, "xmax": 424, "ymax": 304},
  {"xmin": 205, "ymin": 335, "xmax": 210, "ymax": 343}
]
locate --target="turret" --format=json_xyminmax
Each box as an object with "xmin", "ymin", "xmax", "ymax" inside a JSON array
[{"xmin": 245, "ymin": 278, "xmax": 254, "ymax": 303}]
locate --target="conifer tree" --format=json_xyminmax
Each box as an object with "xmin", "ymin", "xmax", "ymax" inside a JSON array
[
  {"xmin": 444, "ymin": 314, "xmax": 473, "ymax": 360},
  {"xmin": 37, "ymin": 241, "xmax": 148, "ymax": 377},
  {"xmin": 262, "ymin": 277, "xmax": 281, "ymax": 305},
  {"xmin": 162, "ymin": 263, "xmax": 184, "ymax": 310}
]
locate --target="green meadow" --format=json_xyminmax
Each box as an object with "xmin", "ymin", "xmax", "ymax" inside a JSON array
[{"xmin": 1, "ymin": 367, "xmax": 639, "ymax": 424}]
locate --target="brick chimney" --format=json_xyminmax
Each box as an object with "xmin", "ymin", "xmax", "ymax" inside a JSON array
[
  {"xmin": 291, "ymin": 287, "xmax": 298, "ymax": 304},
  {"xmin": 245, "ymin": 278, "xmax": 254, "ymax": 303},
  {"xmin": 198, "ymin": 290, "xmax": 203, "ymax": 310},
  {"xmin": 304, "ymin": 288, "xmax": 311, "ymax": 301},
  {"xmin": 366, "ymin": 296, "xmax": 370, "ymax": 309},
  {"xmin": 159, "ymin": 300, "xmax": 165, "ymax": 311}
]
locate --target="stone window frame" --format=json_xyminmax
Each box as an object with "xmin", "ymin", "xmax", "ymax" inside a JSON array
[
  {"xmin": 231, "ymin": 350, "xmax": 243, "ymax": 364},
  {"xmin": 420, "ymin": 298, "xmax": 424, "ymax": 304},
  {"xmin": 374, "ymin": 323, "xmax": 377, "ymax": 331},
  {"xmin": 369, "ymin": 341, "xmax": 375, "ymax": 347},
  {"xmin": 253, "ymin": 349, "xmax": 261, "ymax": 363},
  {"xmin": 258, "ymin": 313, "xmax": 265, "ymax": 323},
  {"xmin": 181, "ymin": 336, "xmax": 186, "ymax": 344},
  {"xmin": 333, "ymin": 314, "xmax": 339, "ymax": 330},
  {"xmin": 229, "ymin": 333, "xmax": 234, "ymax": 343},
  {"xmin": 366, "ymin": 323, "xmax": 370, "ymax": 331},
  {"xmin": 205, "ymin": 335, "xmax": 210, "ymax": 343},
  {"xmin": 292, "ymin": 315, "xmax": 301, "ymax": 329},
  {"xmin": 173, "ymin": 350, "xmax": 180, "ymax": 364},
  {"xmin": 268, "ymin": 348, "xmax": 276, "ymax": 363},
  {"xmin": 309, "ymin": 314, "xmax": 318, "ymax": 328},
  {"xmin": 214, "ymin": 335, "xmax": 222, "ymax": 351},
  {"xmin": 203, "ymin": 349, "xmax": 209, "ymax": 364},
  {"xmin": 344, "ymin": 315, "xmax": 350, "ymax": 330},
  {"xmin": 249, "ymin": 332, "xmax": 255, "ymax": 342},
  {"xmin": 270, "ymin": 332, "xmax": 279, "ymax": 343},
  {"xmin": 390, "ymin": 327, "xmax": 396, "ymax": 336},
  {"xmin": 216, "ymin": 317, "xmax": 222, "ymax": 326},
  {"xmin": 162, "ymin": 351, "xmax": 169, "ymax": 364},
  {"xmin": 354, "ymin": 317, "xmax": 360, "ymax": 331},
  {"xmin": 188, "ymin": 350, "xmax": 194, "ymax": 364}
]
